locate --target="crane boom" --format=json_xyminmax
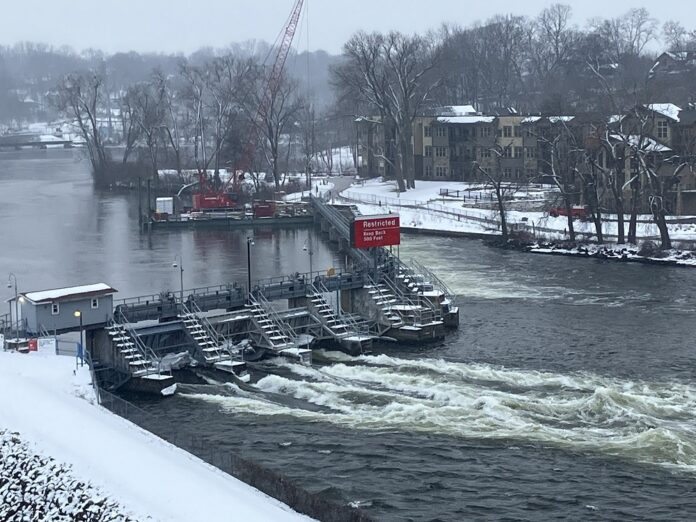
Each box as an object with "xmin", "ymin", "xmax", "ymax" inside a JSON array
[{"xmin": 193, "ymin": 0, "xmax": 305, "ymax": 210}]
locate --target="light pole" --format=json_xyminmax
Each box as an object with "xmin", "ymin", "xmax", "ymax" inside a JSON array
[
  {"xmin": 246, "ymin": 237, "xmax": 254, "ymax": 299},
  {"xmin": 302, "ymin": 235, "xmax": 314, "ymax": 276},
  {"xmin": 172, "ymin": 255, "xmax": 184, "ymax": 303},
  {"xmin": 73, "ymin": 310, "xmax": 83, "ymax": 367},
  {"xmin": 7, "ymin": 273, "xmax": 18, "ymax": 339}
]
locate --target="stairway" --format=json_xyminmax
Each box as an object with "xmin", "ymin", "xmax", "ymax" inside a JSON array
[
  {"xmin": 364, "ymin": 283, "xmax": 405, "ymax": 334},
  {"xmin": 307, "ymin": 284, "xmax": 372, "ymax": 354},
  {"xmin": 179, "ymin": 305, "xmax": 228, "ymax": 365},
  {"xmin": 179, "ymin": 302, "xmax": 247, "ymax": 377},
  {"xmin": 105, "ymin": 318, "xmax": 160, "ymax": 377},
  {"xmin": 307, "ymin": 290, "xmax": 351, "ymax": 338},
  {"xmin": 245, "ymin": 293, "xmax": 311, "ymax": 363},
  {"xmin": 245, "ymin": 296, "xmax": 297, "ymax": 350}
]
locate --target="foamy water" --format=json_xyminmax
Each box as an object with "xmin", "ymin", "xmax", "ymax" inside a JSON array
[{"xmin": 183, "ymin": 351, "xmax": 696, "ymax": 473}]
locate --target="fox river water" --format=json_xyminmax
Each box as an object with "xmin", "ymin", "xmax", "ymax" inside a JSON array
[{"xmin": 3, "ymin": 150, "xmax": 696, "ymax": 520}]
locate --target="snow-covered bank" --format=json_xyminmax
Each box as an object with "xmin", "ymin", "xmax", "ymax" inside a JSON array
[
  {"xmin": 528, "ymin": 242, "xmax": 696, "ymax": 267},
  {"xmin": 0, "ymin": 350, "xmax": 312, "ymax": 522},
  {"xmin": 0, "ymin": 430, "xmax": 135, "ymax": 521},
  {"xmin": 342, "ymin": 179, "xmax": 696, "ymax": 243}
]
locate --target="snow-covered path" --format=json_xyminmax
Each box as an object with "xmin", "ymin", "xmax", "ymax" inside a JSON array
[{"xmin": 0, "ymin": 350, "xmax": 312, "ymax": 522}]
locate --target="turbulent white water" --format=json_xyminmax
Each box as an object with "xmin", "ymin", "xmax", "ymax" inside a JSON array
[{"xmin": 183, "ymin": 351, "xmax": 696, "ymax": 473}]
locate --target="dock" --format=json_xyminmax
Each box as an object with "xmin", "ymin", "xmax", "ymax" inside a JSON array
[{"xmin": 1, "ymin": 196, "xmax": 459, "ymax": 395}]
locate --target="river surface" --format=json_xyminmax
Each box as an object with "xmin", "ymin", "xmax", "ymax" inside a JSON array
[{"xmin": 3, "ymin": 151, "xmax": 696, "ymax": 521}]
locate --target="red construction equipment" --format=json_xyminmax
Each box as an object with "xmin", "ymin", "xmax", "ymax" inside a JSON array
[{"xmin": 193, "ymin": 0, "xmax": 305, "ymax": 211}]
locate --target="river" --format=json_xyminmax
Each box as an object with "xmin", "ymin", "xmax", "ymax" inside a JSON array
[{"xmin": 3, "ymin": 151, "xmax": 696, "ymax": 521}]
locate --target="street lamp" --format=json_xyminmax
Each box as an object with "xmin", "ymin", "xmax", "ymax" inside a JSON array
[
  {"xmin": 73, "ymin": 310, "xmax": 83, "ymax": 366},
  {"xmin": 246, "ymin": 237, "xmax": 254, "ymax": 299},
  {"xmin": 172, "ymin": 255, "xmax": 184, "ymax": 303},
  {"xmin": 7, "ymin": 273, "xmax": 18, "ymax": 340},
  {"xmin": 302, "ymin": 235, "xmax": 314, "ymax": 275}
]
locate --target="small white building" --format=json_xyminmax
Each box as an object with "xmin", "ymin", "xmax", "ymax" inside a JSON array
[{"xmin": 15, "ymin": 283, "xmax": 117, "ymax": 335}]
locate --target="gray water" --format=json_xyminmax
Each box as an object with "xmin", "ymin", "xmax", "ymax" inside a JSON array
[{"xmin": 3, "ymin": 151, "xmax": 696, "ymax": 521}]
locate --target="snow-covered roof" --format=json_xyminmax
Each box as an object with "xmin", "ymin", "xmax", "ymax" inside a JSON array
[
  {"xmin": 438, "ymin": 104, "xmax": 478, "ymax": 116},
  {"xmin": 610, "ymin": 134, "xmax": 672, "ymax": 152},
  {"xmin": 437, "ymin": 116, "xmax": 495, "ymax": 124},
  {"xmin": 548, "ymin": 116, "xmax": 575, "ymax": 123},
  {"xmin": 22, "ymin": 283, "xmax": 117, "ymax": 304},
  {"xmin": 521, "ymin": 116, "xmax": 542, "ymax": 124},
  {"xmin": 645, "ymin": 103, "xmax": 681, "ymax": 122}
]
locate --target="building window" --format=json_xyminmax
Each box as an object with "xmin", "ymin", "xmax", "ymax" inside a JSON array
[
  {"xmin": 424, "ymin": 125, "xmax": 432, "ymax": 137},
  {"xmin": 480, "ymin": 148, "xmax": 491, "ymax": 159},
  {"xmin": 480, "ymin": 126, "xmax": 492, "ymax": 137},
  {"xmin": 514, "ymin": 147, "xmax": 524, "ymax": 159},
  {"xmin": 425, "ymin": 165, "xmax": 433, "ymax": 177},
  {"xmin": 514, "ymin": 126, "xmax": 522, "ymax": 137},
  {"xmin": 515, "ymin": 168, "xmax": 522, "ymax": 179},
  {"xmin": 425, "ymin": 146, "xmax": 432, "ymax": 157},
  {"xmin": 436, "ymin": 126, "xmax": 447, "ymax": 137},
  {"xmin": 504, "ymin": 167, "xmax": 512, "ymax": 178},
  {"xmin": 436, "ymin": 146, "xmax": 448, "ymax": 157},
  {"xmin": 435, "ymin": 166, "xmax": 448, "ymax": 177},
  {"xmin": 526, "ymin": 147, "xmax": 537, "ymax": 159},
  {"xmin": 657, "ymin": 120, "xmax": 668, "ymax": 139},
  {"xmin": 503, "ymin": 147, "xmax": 512, "ymax": 158},
  {"xmin": 51, "ymin": 303, "xmax": 60, "ymax": 315},
  {"xmin": 91, "ymin": 298, "xmax": 99, "ymax": 309},
  {"xmin": 503, "ymin": 126, "xmax": 513, "ymax": 138}
]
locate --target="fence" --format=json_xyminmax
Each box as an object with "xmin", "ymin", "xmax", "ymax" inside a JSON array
[{"xmin": 97, "ymin": 389, "xmax": 372, "ymax": 522}]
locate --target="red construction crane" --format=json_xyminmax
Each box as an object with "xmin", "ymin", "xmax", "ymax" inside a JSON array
[{"xmin": 193, "ymin": 0, "xmax": 305, "ymax": 211}]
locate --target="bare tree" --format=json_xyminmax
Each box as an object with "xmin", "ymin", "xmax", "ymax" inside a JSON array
[
  {"xmin": 473, "ymin": 144, "xmax": 522, "ymax": 241},
  {"xmin": 53, "ymin": 71, "xmax": 110, "ymax": 182},
  {"xmin": 334, "ymin": 31, "xmax": 440, "ymax": 191}
]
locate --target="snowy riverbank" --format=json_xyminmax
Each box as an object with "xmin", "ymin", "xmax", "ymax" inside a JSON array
[
  {"xmin": 527, "ymin": 242, "xmax": 696, "ymax": 267},
  {"xmin": 0, "ymin": 349, "xmax": 312, "ymax": 522},
  {"xmin": 341, "ymin": 179, "xmax": 696, "ymax": 244}
]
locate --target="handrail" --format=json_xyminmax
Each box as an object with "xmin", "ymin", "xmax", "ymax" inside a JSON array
[
  {"xmin": 313, "ymin": 280, "xmax": 370, "ymax": 338},
  {"xmin": 114, "ymin": 309, "xmax": 161, "ymax": 375},
  {"xmin": 408, "ymin": 258, "xmax": 457, "ymax": 308},
  {"xmin": 251, "ymin": 292, "xmax": 300, "ymax": 350}
]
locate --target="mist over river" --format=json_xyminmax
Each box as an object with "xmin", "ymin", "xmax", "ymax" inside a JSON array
[{"xmin": 3, "ymin": 151, "xmax": 696, "ymax": 520}]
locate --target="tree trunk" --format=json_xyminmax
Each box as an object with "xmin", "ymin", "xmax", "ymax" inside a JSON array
[
  {"xmin": 496, "ymin": 185, "xmax": 508, "ymax": 240},
  {"xmin": 401, "ymin": 128, "xmax": 415, "ymax": 189},
  {"xmin": 628, "ymin": 187, "xmax": 639, "ymax": 244},
  {"xmin": 563, "ymin": 196, "xmax": 575, "ymax": 242},
  {"xmin": 654, "ymin": 209, "xmax": 672, "ymax": 249}
]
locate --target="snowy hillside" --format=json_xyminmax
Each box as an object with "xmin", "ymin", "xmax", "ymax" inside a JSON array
[{"xmin": 0, "ymin": 350, "xmax": 312, "ymax": 522}]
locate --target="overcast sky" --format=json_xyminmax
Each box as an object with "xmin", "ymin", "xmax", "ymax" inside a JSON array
[{"xmin": 0, "ymin": 0, "xmax": 691, "ymax": 55}]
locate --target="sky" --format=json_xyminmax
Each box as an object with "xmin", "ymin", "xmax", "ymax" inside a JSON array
[{"xmin": 0, "ymin": 0, "xmax": 692, "ymax": 55}]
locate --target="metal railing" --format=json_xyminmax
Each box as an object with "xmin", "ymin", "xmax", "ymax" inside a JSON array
[
  {"xmin": 250, "ymin": 292, "xmax": 300, "ymax": 350},
  {"xmin": 114, "ymin": 310, "xmax": 162, "ymax": 376},
  {"xmin": 313, "ymin": 280, "xmax": 370, "ymax": 338},
  {"xmin": 407, "ymin": 258, "xmax": 457, "ymax": 309}
]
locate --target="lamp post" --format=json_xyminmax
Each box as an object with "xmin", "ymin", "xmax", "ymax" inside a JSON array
[
  {"xmin": 246, "ymin": 237, "xmax": 254, "ymax": 299},
  {"xmin": 73, "ymin": 310, "xmax": 83, "ymax": 367},
  {"xmin": 302, "ymin": 235, "xmax": 314, "ymax": 276},
  {"xmin": 7, "ymin": 273, "xmax": 18, "ymax": 339},
  {"xmin": 172, "ymin": 255, "xmax": 184, "ymax": 303}
]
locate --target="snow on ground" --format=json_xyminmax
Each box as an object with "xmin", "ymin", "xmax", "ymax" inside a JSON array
[
  {"xmin": 1, "ymin": 430, "xmax": 135, "ymax": 521},
  {"xmin": 343, "ymin": 179, "xmax": 696, "ymax": 243},
  {"xmin": 284, "ymin": 179, "xmax": 334, "ymax": 202},
  {"xmin": 0, "ymin": 349, "xmax": 312, "ymax": 522},
  {"xmin": 313, "ymin": 146, "xmax": 355, "ymax": 175}
]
